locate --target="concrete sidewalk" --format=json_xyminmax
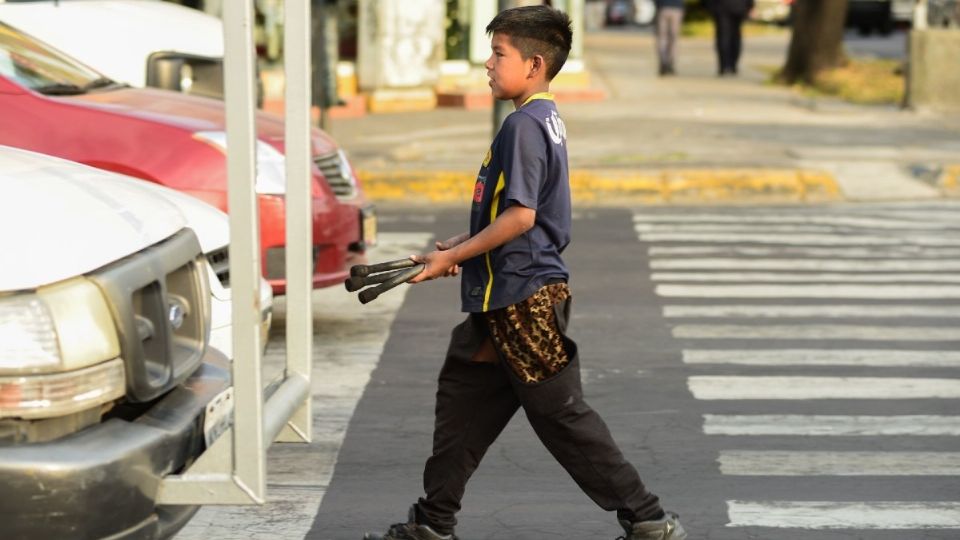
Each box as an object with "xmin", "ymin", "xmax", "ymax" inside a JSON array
[{"xmin": 317, "ymin": 28, "xmax": 959, "ymax": 205}]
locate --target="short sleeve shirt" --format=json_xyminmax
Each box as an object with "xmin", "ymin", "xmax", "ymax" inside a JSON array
[{"xmin": 460, "ymin": 94, "xmax": 571, "ymax": 313}]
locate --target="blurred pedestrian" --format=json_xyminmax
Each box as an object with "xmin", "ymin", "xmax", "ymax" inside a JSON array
[
  {"xmin": 705, "ymin": 0, "xmax": 754, "ymax": 75},
  {"xmin": 655, "ymin": 0, "xmax": 686, "ymax": 76}
]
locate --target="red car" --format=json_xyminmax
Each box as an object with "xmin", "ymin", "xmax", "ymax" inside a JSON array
[{"xmin": 0, "ymin": 21, "xmax": 374, "ymax": 294}]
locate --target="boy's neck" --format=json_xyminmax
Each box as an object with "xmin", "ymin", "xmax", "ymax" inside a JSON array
[{"xmin": 513, "ymin": 82, "xmax": 552, "ymax": 109}]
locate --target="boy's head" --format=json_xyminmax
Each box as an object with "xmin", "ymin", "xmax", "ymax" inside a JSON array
[{"xmin": 485, "ymin": 5, "xmax": 573, "ymax": 82}]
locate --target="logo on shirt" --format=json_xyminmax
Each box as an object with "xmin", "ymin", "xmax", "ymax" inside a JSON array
[
  {"xmin": 545, "ymin": 110, "xmax": 566, "ymax": 145},
  {"xmin": 473, "ymin": 174, "xmax": 487, "ymax": 203}
]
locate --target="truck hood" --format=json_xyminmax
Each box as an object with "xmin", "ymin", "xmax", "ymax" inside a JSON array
[
  {"xmin": 65, "ymin": 87, "xmax": 340, "ymax": 153},
  {"xmin": 127, "ymin": 178, "xmax": 229, "ymax": 254},
  {"xmin": 0, "ymin": 146, "xmax": 186, "ymax": 291},
  {"xmin": 0, "ymin": 0, "xmax": 223, "ymax": 87}
]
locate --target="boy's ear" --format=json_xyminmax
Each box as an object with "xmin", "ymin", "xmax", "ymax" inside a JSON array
[{"xmin": 529, "ymin": 54, "xmax": 545, "ymax": 79}]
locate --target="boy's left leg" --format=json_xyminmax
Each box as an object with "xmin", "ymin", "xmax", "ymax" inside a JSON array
[{"xmin": 485, "ymin": 285, "xmax": 686, "ymax": 539}]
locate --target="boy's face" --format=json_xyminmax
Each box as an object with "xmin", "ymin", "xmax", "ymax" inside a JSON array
[{"xmin": 485, "ymin": 32, "xmax": 535, "ymax": 102}]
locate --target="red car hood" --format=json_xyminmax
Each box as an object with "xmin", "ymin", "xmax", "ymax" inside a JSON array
[{"xmin": 64, "ymin": 87, "xmax": 338, "ymax": 153}]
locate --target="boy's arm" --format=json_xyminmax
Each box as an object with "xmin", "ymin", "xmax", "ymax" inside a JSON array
[{"xmin": 409, "ymin": 205, "xmax": 535, "ymax": 283}]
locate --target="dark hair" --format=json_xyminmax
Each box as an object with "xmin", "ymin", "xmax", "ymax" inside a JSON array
[{"xmin": 485, "ymin": 5, "xmax": 573, "ymax": 80}]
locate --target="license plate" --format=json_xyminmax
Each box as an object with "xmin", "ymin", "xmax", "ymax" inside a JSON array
[
  {"xmin": 203, "ymin": 386, "xmax": 234, "ymax": 448},
  {"xmin": 362, "ymin": 207, "xmax": 377, "ymax": 247}
]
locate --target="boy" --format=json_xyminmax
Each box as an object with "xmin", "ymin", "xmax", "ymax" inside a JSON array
[{"xmin": 364, "ymin": 6, "xmax": 686, "ymax": 540}]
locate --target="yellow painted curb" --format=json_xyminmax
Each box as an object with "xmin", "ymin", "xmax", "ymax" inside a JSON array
[
  {"xmin": 357, "ymin": 168, "xmax": 843, "ymax": 205},
  {"xmin": 941, "ymin": 165, "xmax": 960, "ymax": 196}
]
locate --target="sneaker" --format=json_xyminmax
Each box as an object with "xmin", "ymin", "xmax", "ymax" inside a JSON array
[
  {"xmin": 363, "ymin": 506, "xmax": 459, "ymax": 540},
  {"xmin": 616, "ymin": 511, "xmax": 687, "ymax": 540}
]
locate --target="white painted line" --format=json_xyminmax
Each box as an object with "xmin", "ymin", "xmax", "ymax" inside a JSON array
[
  {"xmin": 652, "ymin": 271, "xmax": 960, "ymax": 283},
  {"xmin": 647, "ymin": 246, "xmax": 960, "ymax": 258},
  {"xmin": 633, "ymin": 213, "xmax": 957, "ymax": 230},
  {"xmin": 635, "ymin": 223, "xmax": 839, "ymax": 233},
  {"xmin": 672, "ymin": 324, "xmax": 960, "ymax": 341},
  {"xmin": 650, "ymin": 258, "xmax": 960, "ymax": 271},
  {"xmin": 704, "ymin": 414, "xmax": 960, "ymax": 436},
  {"xmin": 683, "ymin": 349, "xmax": 960, "ymax": 367},
  {"xmin": 665, "ymin": 305, "xmax": 960, "ymax": 319},
  {"xmin": 637, "ymin": 232, "xmax": 960, "ymax": 246},
  {"xmin": 688, "ymin": 376, "xmax": 960, "ymax": 399},
  {"xmin": 656, "ymin": 284, "xmax": 960, "ymax": 299},
  {"xmin": 719, "ymin": 451, "xmax": 960, "ymax": 476},
  {"xmin": 727, "ymin": 501, "xmax": 960, "ymax": 529}
]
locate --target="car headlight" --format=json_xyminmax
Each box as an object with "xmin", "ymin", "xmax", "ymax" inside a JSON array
[
  {"xmin": 193, "ymin": 131, "xmax": 287, "ymax": 195},
  {"xmin": 0, "ymin": 278, "xmax": 125, "ymax": 419}
]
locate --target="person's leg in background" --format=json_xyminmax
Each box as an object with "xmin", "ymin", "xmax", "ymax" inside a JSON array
[
  {"xmin": 656, "ymin": 7, "xmax": 683, "ymax": 75},
  {"xmin": 714, "ymin": 10, "xmax": 735, "ymax": 75},
  {"xmin": 729, "ymin": 13, "xmax": 745, "ymax": 74}
]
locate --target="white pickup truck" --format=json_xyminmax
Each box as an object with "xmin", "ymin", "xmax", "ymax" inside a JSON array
[
  {"xmin": 0, "ymin": 145, "xmax": 262, "ymax": 539},
  {"xmin": 0, "ymin": 0, "xmax": 241, "ymax": 100}
]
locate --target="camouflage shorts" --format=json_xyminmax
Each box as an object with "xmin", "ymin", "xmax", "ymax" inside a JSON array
[{"xmin": 483, "ymin": 282, "xmax": 571, "ymax": 384}]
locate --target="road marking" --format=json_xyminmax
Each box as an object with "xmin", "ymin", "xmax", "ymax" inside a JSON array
[
  {"xmin": 652, "ymin": 271, "xmax": 960, "ymax": 283},
  {"xmin": 672, "ymin": 324, "xmax": 960, "ymax": 341},
  {"xmin": 650, "ymin": 258, "xmax": 960, "ymax": 271},
  {"xmin": 656, "ymin": 284, "xmax": 960, "ymax": 298},
  {"xmin": 637, "ymin": 231, "xmax": 960, "ymax": 246},
  {"xmin": 648, "ymin": 246, "xmax": 960, "ymax": 258},
  {"xmin": 688, "ymin": 376, "xmax": 960, "ymax": 399},
  {"xmin": 704, "ymin": 415, "xmax": 960, "ymax": 436},
  {"xmin": 719, "ymin": 451, "xmax": 960, "ymax": 476},
  {"xmin": 633, "ymin": 213, "xmax": 959, "ymax": 230},
  {"xmin": 665, "ymin": 305, "xmax": 960, "ymax": 319},
  {"xmin": 727, "ymin": 501, "xmax": 960, "ymax": 529},
  {"xmin": 683, "ymin": 349, "xmax": 960, "ymax": 367}
]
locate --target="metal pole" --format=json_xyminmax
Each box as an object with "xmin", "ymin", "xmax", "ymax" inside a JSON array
[
  {"xmin": 223, "ymin": 0, "xmax": 266, "ymax": 502},
  {"xmin": 492, "ymin": 0, "xmax": 516, "ymax": 135},
  {"xmin": 278, "ymin": 0, "xmax": 313, "ymax": 444}
]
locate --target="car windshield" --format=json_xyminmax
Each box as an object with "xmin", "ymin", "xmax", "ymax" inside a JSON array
[{"xmin": 0, "ymin": 22, "xmax": 110, "ymax": 94}]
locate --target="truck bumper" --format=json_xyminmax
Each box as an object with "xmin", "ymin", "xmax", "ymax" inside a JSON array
[{"xmin": 0, "ymin": 348, "xmax": 231, "ymax": 540}]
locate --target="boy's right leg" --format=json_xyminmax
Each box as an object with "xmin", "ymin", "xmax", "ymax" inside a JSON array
[{"xmin": 388, "ymin": 314, "xmax": 520, "ymax": 537}]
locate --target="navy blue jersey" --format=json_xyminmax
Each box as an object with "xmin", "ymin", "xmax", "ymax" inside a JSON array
[{"xmin": 460, "ymin": 94, "xmax": 571, "ymax": 313}]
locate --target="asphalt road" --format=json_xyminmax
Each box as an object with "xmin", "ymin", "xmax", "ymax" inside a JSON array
[{"xmin": 304, "ymin": 201, "xmax": 960, "ymax": 540}]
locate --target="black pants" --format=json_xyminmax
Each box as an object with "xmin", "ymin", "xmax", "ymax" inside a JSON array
[
  {"xmin": 713, "ymin": 10, "xmax": 745, "ymax": 73},
  {"xmin": 416, "ymin": 297, "xmax": 662, "ymax": 534}
]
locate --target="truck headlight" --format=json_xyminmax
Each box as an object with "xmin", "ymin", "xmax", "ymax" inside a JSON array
[
  {"xmin": 193, "ymin": 131, "xmax": 288, "ymax": 195},
  {"xmin": 0, "ymin": 278, "xmax": 125, "ymax": 419}
]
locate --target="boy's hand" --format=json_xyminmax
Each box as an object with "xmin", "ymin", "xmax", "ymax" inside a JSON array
[{"xmin": 408, "ymin": 250, "xmax": 459, "ymax": 283}]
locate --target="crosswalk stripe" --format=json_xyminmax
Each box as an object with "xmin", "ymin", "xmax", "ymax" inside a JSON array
[
  {"xmin": 650, "ymin": 258, "xmax": 960, "ymax": 271},
  {"xmin": 632, "ymin": 213, "xmax": 958, "ymax": 230},
  {"xmin": 703, "ymin": 415, "xmax": 960, "ymax": 436},
  {"xmin": 648, "ymin": 246, "xmax": 960, "ymax": 257},
  {"xmin": 656, "ymin": 283, "xmax": 960, "ymax": 298},
  {"xmin": 652, "ymin": 271, "xmax": 960, "ymax": 283},
  {"xmin": 637, "ymin": 231, "xmax": 960, "ymax": 246},
  {"xmin": 665, "ymin": 305, "xmax": 960, "ymax": 318},
  {"xmin": 683, "ymin": 349, "xmax": 960, "ymax": 367},
  {"xmin": 688, "ymin": 376, "xmax": 960, "ymax": 399},
  {"xmin": 672, "ymin": 324, "xmax": 960, "ymax": 341},
  {"xmin": 719, "ymin": 451, "xmax": 960, "ymax": 476},
  {"xmin": 727, "ymin": 501, "xmax": 960, "ymax": 529}
]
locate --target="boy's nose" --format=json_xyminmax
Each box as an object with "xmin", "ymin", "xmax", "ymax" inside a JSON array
[{"xmin": 484, "ymin": 56, "xmax": 494, "ymax": 71}]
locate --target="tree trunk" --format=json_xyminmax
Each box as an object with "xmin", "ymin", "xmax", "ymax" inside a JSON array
[{"xmin": 780, "ymin": 0, "xmax": 850, "ymax": 84}]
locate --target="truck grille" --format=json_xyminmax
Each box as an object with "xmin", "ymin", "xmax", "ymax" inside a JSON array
[
  {"xmin": 206, "ymin": 246, "xmax": 230, "ymax": 287},
  {"xmin": 90, "ymin": 230, "xmax": 210, "ymax": 403},
  {"xmin": 314, "ymin": 150, "xmax": 357, "ymax": 200}
]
